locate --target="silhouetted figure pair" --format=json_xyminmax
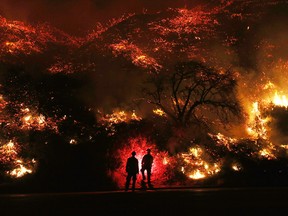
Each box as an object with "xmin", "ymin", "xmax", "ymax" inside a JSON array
[
  {"xmin": 125, "ymin": 149, "xmax": 154, "ymax": 191},
  {"xmin": 125, "ymin": 151, "xmax": 139, "ymax": 191}
]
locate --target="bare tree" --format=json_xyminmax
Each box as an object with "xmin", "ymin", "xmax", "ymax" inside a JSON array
[{"xmin": 144, "ymin": 61, "xmax": 242, "ymax": 128}]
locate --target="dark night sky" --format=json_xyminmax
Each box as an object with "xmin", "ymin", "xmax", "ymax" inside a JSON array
[{"xmin": 0, "ymin": 0, "xmax": 204, "ymax": 36}]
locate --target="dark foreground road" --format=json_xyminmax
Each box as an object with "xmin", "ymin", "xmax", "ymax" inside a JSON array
[{"xmin": 1, "ymin": 187, "xmax": 288, "ymax": 216}]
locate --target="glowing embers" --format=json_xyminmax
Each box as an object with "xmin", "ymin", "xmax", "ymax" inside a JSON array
[
  {"xmin": 258, "ymin": 145, "xmax": 276, "ymax": 160},
  {"xmin": 0, "ymin": 16, "xmax": 80, "ymax": 58},
  {"xmin": 149, "ymin": 8, "xmax": 215, "ymax": 37},
  {"xmin": 153, "ymin": 108, "xmax": 167, "ymax": 117},
  {"xmin": 0, "ymin": 95, "xmax": 8, "ymax": 109},
  {"xmin": 210, "ymin": 132, "xmax": 278, "ymax": 160},
  {"xmin": 0, "ymin": 140, "xmax": 35, "ymax": 178},
  {"xmin": 179, "ymin": 146, "xmax": 221, "ymax": 180},
  {"xmin": 100, "ymin": 110, "xmax": 141, "ymax": 124},
  {"xmin": 48, "ymin": 61, "xmax": 75, "ymax": 74},
  {"xmin": 4, "ymin": 41, "xmax": 17, "ymax": 53},
  {"xmin": 69, "ymin": 139, "xmax": 78, "ymax": 145},
  {"xmin": 169, "ymin": 8, "xmax": 214, "ymax": 35},
  {"xmin": 110, "ymin": 40, "xmax": 162, "ymax": 71},
  {"xmin": 231, "ymin": 162, "xmax": 242, "ymax": 171},
  {"xmin": 86, "ymin": 13, "xmax": 135, "ymax": 41},
  {"xmin": 98, "ymin": 110, "xmax": 142, "ymax": 135},
  {"xmin": 19, "ymin": 107, "xmax": 58, "ymax": 131},
  {"xmin": 7, "ymin": 159, "xmax": 34, "ymax": 178},
  {"xmin": 0, "ymin": 17, "xmax": 39, "ymax": 55},
  {"xmin": 213, "ymin": 133, "xmax": 237, "ymax": 150},
  {"xmin": 0, "ymin": 93, "xmax": 59, "ymax": 132},
  {"xmin": 3, "ymin": 40, "xmax": 40, "ymax": 55},
  {"xmin": 0, "ymin": 140, "xmax": 18, "ymax": 163}
]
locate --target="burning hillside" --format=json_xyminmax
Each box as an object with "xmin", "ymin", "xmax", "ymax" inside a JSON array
[
  {"xmin": 0, "ymin": 15, "xmax": 80, "ymax": 67},
  {"xmin": 0, "ymin": 0, "xmax": 288, "ymax": 191}
]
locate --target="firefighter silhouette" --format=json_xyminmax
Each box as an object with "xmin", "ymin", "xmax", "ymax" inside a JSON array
[
  {"xmin": 125, "ymin": 151, "xmax": 139, "ymax": 191},
  {"xmin": 141, "ymin": 149, "xmax": 154, "ymax": 187}
]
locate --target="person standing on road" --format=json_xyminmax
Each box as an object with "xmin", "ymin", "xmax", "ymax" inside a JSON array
[
  {"xmin": 125, "ymin": 151, "xmax": 139, "ymax": 191},
  {"xmin": 141, "ymin": 149, "xmax": 154, "ymax": 187}
]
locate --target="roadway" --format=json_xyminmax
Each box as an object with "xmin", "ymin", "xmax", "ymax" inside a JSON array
[{"xmin": 1, "ymin": 187, "xmax": 288, "ymax": 216}]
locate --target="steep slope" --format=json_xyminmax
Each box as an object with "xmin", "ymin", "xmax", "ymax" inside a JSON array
[{"xmin": 0, "ymin": 16, "xmax": 80, "ymax": 65}]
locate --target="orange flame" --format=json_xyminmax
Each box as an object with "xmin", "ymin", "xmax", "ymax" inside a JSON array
[{"xmin": 179, "ymin": 146, "xmax": 221, "ymax": 180}]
